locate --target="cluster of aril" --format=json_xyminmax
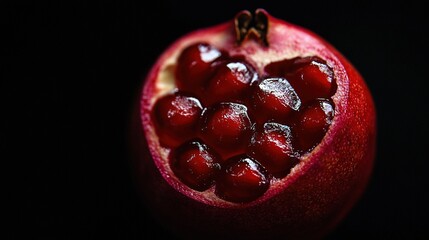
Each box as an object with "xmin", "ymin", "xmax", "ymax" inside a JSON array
[{"xmin": 152, "ymin": 42, "xmax": 336, "ymax": 203}]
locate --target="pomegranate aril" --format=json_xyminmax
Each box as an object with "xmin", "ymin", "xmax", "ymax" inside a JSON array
[
  {"xmin": 248, "ymin": 122, "xmax": 298, "ymax": 177},
  {"xmin": 265, "ymin": 56, "xmax": 336, "ymax": 103},
  {"xmin": 215, "ymin": 156, "xmax": 269, "ymax": 203},
  {"xmin": 204, "ymin": 61, "xmax": 257, "ymax": 106},
  {"xmin": 200, "ymin": 102, "xmax": 252, "ymax": 160},
  {"xmin": 175, "ymin": 42, "xmax": 226, "ymax": 96},
  {"xmin": 170, "ymin": 141, "xmax": 221, "ymax": 191},
  {"xmin": 152, "ymin": 92, "xmax": 203, "ymax": 147},
  {"xmin": 251, "ymin": 77, "xmax": 301, "ymax": 124},
  {"xmin": 293, "ymin": 99, "xmax": 335, "ymax": 152},
  {"xmin": 288, "ymin": 61, "xmax": 335, "ymax": 103}
]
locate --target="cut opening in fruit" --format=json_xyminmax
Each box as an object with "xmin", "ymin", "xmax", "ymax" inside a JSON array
[{"xmin": 151, "ymin": 41, "xmax": 337, "ymax": 203}]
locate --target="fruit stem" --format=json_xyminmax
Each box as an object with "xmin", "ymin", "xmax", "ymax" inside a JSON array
[{"xmin": 235, "ymin": 9, "xmax": 268, "ymax": 46}]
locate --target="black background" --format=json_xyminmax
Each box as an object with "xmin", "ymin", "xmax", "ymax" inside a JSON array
[{"xmin": 5, "ymin": 0, "xmax": 427, "ymax": 239}]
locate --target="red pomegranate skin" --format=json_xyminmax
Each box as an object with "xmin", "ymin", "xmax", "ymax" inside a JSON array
[{"xmin": 130, "ymin": 9, "xmax": 376, "ymax": 240}]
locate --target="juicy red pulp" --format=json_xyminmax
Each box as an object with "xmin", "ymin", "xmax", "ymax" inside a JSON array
[{"xmin": 152, "ymin": 42, "xmax": 337, "ymax": 203}]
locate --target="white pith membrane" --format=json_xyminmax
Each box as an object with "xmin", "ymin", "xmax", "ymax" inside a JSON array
[{"xmin": 142, "ymin": 20, "xmax": 349, "ymax": 207}]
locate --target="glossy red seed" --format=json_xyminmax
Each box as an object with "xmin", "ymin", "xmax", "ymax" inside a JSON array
[
  {"xmin": 293, "ymin": 99, "xmax": 335, "ymax": 152},
  {"xmin": 251, "ymin": 78, "xmax": 301, "ymax": 124},
  {"xmin": 171, "ymin": 141, "xmax": 221, "ymax": 191},
  {"xmin": 205, "ymin": 61, "xmax": 257, "ymax": 106},
  {"xmin": 153, "ymin": 92, "xmax": 203, "ymax": 147},
  {"xmin": 200, "ymin": 103, "xmax": 252, "ymax": 160},
  {"xmin": 248, "ymin": 122, "xmax": 298, "ymax": 177},
  {"xmin": 288, "ymin": 60, "xmax": 335, "ymax": 103},
  {"xmin": 175, "ymin": 42, "xmax": 225, "ymax": 96},
  {"xmin": 265, "ymin": 56, "xmax": 335, "ymax": 103},
  {"xmin": 215, "ymin": 156, "xmax": 269, "ymax": 203}
]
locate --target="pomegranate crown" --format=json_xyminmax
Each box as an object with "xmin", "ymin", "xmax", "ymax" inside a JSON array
[{"xmin": 235, "ymin": 9, "xmax": 269, "ymax": 46}]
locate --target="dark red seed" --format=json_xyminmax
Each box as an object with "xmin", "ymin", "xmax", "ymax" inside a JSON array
[
  {"xmin": 200, "ymin": 103, "xmax": 252, "ymax": 160},
  {"xmin": 153, "ymin": 92, "xmax": 203, "ymax": 147},
  {"xmin": 205, "ymin": 61, "xmax": 257, "ymax": 106},
  {"xmin": 287, "ymin": 60, "xmax": 335, "ymax": 103},
  {"xmin": 175, "ymin": 42, "xmax": 226, "ymax": 96},
  {"xmin": 265, "ymin": 56, "xmax": 336, "ymax": 103},
  {"xmin": 215, "ymin": 156, "xmax": 269, "ymax": 203},
  {"xmin": 248, "ymin": 123, "xmax": 298, "ymax": 177},
  {"xmin": 171, "ymin": 141, "xmax": 221, "ymax": 191},
  {"xmin": 251, "ymin": 78, "xmax": 301, "ymax": 124},
  {"xmin": 293, "ymin": 99, "xmax": 335, "ymax": 152}
]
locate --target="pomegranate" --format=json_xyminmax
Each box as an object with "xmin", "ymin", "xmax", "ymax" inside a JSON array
[{"xmin": 130, "ymin": 9, "xmax": 376, "ymax": 239}]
